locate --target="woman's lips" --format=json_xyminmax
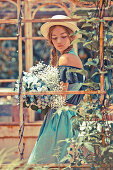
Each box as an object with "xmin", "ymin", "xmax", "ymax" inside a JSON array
[{"xmin": 57, "ymin": 45, "xmax": 63, "ymax": 48}]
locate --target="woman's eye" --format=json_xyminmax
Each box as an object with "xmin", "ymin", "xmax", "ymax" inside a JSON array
[
  {"xmin": 52, "ymin": 37, "xmax": 57, "ymax": 40},
  {"xmin": 62, "ymin": 36, "xmax": 67, "ymax": 39}
]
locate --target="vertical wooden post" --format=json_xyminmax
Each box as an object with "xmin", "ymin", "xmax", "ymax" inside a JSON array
[
  {"xmin": 70, "ymin": 1, "xmax": 79, "ymax": 53},
  {"xmin": 24, "ymin": 0, "xmax": 33, "ymax": 71},
  {"xmin": 24, "ymin": 0, "xmax": 35, "ymax": 122},
  {"xmin": 17, "ymin": 0, "xmax": 23, "ymax": 126},
  {"xmin": 99, "ymin": 0, "xmax": 104, "ymax": 104},
  {"xmin": 99, "ymin": 0, "xmax": 105, "ymax": 146}
]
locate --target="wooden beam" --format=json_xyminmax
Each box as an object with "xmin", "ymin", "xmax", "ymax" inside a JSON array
[
  {"xmin": 0, "ymin": 17, "xmax": 113, "ymax": 24},
  {"xmin": 0, "ymin": 90, "xmax": 107, "ymax": 96},
  {"xmin": 0, "ymin": 79, "xmax": 17, "ymax": 82},
  {"xmin": 1, "ymin": 0, "xmax": 17, "ymax": 7},
  {"xmin": 0, "ymin": 37, "xmax": 45, "ymax": 40},
  {"xmin": 0, "ymin": 19, "xmax": 18, "ymax": 24}
]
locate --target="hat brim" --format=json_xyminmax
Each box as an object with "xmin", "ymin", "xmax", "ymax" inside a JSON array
[{"xmin": 40, "ymin": 21, "xmax": 79, "ymax": 39}]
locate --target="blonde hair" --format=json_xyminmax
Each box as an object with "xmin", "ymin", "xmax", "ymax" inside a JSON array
[{"xmin": 47, "ymin": 25, "xmax": 75, "ymax": 67}]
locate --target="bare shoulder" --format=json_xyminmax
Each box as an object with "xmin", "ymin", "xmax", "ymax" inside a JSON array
[{"xmin": 59, "ymin": 53, "xmax": 83, "ymax": 69}]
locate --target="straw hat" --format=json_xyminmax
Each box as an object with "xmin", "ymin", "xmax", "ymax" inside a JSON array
[{"xmin": 40, "ymin": 15, "xmax": 79, "ymax": 39}]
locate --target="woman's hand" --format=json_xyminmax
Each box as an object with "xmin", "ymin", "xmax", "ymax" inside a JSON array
[{"xmin": 61, "ymin": 82, "xmax": 69, "ymax": 100}]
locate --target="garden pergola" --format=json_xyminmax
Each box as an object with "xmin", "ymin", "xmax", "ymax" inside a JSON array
[{"xmin": 0, "ymin": 0, "xmax": 113, "ymax": 168}]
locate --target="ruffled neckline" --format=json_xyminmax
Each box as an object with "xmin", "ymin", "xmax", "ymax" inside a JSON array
[{"xmin": 58, "ymin": 65, "xmax": 83, "ymax": 69}]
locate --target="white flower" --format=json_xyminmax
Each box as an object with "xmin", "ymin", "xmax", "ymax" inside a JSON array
[
  {"xmin": 41, "ymin": 86, "xmax": 48, "ymax": 91},
  {"xmin": 14, "ymin": 62, "xmax": 65, "ymax": 110},
  {"xmin": 37, "ymin": 99, "xmax": 41, "ymax": 104},
  {"xmin": 42, "ymin": 105, "xmax": 46, "ymax": 109},
  {"xmin": 37, "ymin": 88, "xmax": 42, "ymax": 92},
  {"xmin": 23, "ymin": 76, "xmax": 28, "ymax": 82},
  {"xmin": 41, "ymin": 102, "xmax": 45, "ymax": 105},
  {"xmin": 36, "ymin": 82, "xmax": 41, "ymax": 87},
  {"xmin": 38, "ymin": 104, "xmax": 41, "ymax": 108}
]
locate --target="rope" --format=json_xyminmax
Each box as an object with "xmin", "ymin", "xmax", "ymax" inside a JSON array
[
  {"xmin": 17, "ymin": 0, "xmax": 25, "ymax": 160},
  {"xmin": 18, "ymin": 71, "xmax": 25, "ymax": 160}
]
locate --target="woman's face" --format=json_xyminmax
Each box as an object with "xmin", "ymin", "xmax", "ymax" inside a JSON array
[{"xmin": 51, "ymin": 26, "xmax": 71, "ymax": 53}]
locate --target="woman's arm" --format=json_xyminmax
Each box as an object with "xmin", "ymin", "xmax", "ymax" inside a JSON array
[
  {"xmin": 61, "ymin": 82, "xmax": 68, "ymax": 100},
  {"xmin": 58, "ymin": 55, "xmax": 69, "ymax": 100}
]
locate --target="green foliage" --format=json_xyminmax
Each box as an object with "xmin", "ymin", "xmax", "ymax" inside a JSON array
[
  {"xmin": 67, "ymin": 68, "xmax": 88, "ymax": 77},
  {"xmin": 69, "ymin": 0, "xmax": 113, "ymax": 168},
  {"xmin": 73, "ymin": 0, "xmax": 113, "ymax": 95},
  {"xmin": 60, "ymin": 100, "xmax": 113, "ymax": 167}
]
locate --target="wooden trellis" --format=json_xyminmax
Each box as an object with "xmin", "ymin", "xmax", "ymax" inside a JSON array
[{"xmin": 0, "ymin": 0, "xmax": 113, "ymax": 168}]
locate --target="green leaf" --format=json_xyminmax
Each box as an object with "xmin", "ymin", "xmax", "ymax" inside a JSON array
[
  {"xmin": 96, "ymin": 111, "xmax": 102, "ymax": 119},
  {"xmin": 84, "ymin": 142, "xmax": 94, "ymax": 153},
  {"xmin": 109, "ymin": 149, "xmax": 113, "ymax": 153},
  {"xmin": 87, "ymin": 17, "xmax": 98, "ymax": 23},
  {"xmin": 101, "ymin": 146, "xmax": 113, "ymax": 155},
  {"xmin": 60, "ymin": 155, "xmax": 71, "ymax": 163},
  {"xmin": 93, "ymin": 35, "xmax": 98, "ymax": 41},
  {"xmin": 109, "ymin": 38, "xmax": 113, "ymax": 46},
  {"xmin": 31, "ymin": 105, "xmax": 38, "ymax": 111},
  {"xmin": 107, "ymin": 32, "xmax": 113, "ymax": 36},
  {"xmin": 81, "ymin": 23, "xmax": 92, "ymax": 28},
  {"xmin": 84, "ymin": 58, "xmax": 99, "ymax": 66},
  {"xmin": 99, "ymin": 19, "xmax": 105, "ymax": 22},
  {"xmin": 104, "ymin": 65, "xmax": 113, "ymax": 69},
  {"xmin": 83, "ymin": 40, "xmax": 93, "ymax": 46},
  {"xmin": 77, "ymin": 18, "xmax": 86, "ymax": 23},
  {"xmin": 57, "ymin": 138, "xmax": 70, "ymax": 144},
  {"xmin": 91, "ymin": 72, "xmax": 99, "ymax": 78},
  {"xmin": 109, "ymin": 58, "xmax": 113, "ymax": 63},
  {"xmin": 111, "ymin": 79, "xmax": 113, "ymax": 83},
  {"xmin": 71, "ymin": 38, "xmax": 85, "ymax": 45},
  {"xmin": 77, "ymin": 30, "xmax": 90, "ymax": 36},
  {"xmin": 23, "ymin": 101, "xmax": 29, "ymax": 108},
  {"xmin": 78, "ymin": 136, "xmax": 84, "ymax": 143},
  {"xmin": 67, "ymin": 68, "xmax": 88, "ymax": 77},
  {"xmin": 98, "ymin": 69, "xmax": 108, "ymax": 74},
  {"xmin": 91, "ymin": 70, "xmax": 108, "ymax": 78},
  {"xmin": 83, "ymin": 81, "xmax": 100, "ymax": 88}
]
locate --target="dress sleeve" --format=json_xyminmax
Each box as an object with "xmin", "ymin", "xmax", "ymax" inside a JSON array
[{"xmin": 58, "ymin": 66, "xmax": 86, "ymax": 102}]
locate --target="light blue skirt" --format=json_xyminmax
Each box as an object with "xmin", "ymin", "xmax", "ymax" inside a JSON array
[{"xmin": 27, "ymin": 107, "xmax": 78, "ymax": 164}]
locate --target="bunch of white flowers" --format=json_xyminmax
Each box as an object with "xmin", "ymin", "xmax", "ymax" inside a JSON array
[{"xmin": 14, "ymin": 62, "xmax": 65, "ymax": 112}]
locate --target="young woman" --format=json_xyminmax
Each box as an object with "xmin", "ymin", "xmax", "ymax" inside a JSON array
[{"xmin": 28, "ymin": 15, "xmax": 85, "ymax": 164}]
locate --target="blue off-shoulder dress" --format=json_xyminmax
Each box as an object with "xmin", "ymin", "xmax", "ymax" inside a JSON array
[{"xmin": 27, "ymin": 49, "xmax": 86, "ymax": 164}]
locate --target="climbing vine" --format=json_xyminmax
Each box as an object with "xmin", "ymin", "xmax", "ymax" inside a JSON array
[{"xmin": 68, "ymin": 0, "xmax": 113, "ymax": 168}]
